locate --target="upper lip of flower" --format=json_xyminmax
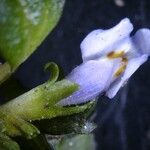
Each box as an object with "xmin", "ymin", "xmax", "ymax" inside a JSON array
[
  {"xmin": 58, "ymin": 18, "xmax": 150, "ymax": 106},
  {"xmin": 80, "ymin": 18, "xmax": 134, "ymax": 62}
]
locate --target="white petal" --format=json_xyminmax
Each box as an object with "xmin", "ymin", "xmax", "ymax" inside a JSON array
[
  {"xmin": 58, "ymin": 59, "xmax": 120, "ymax": 106},
  {"xmin": 81, "ymin": 18, "xmax": 133, "ymax": 61},
  {"xmin": 133, "ymin": 28, "xmax": 150, "ymax": 55},
  {"xmin": 106, "ymin": 54, "xmax": 148, "ymax": 98}
]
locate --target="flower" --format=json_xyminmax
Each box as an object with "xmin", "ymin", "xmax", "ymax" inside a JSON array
[{"xmin": 59, "ymin": 18, "xmax": 150, "ymax": 106}]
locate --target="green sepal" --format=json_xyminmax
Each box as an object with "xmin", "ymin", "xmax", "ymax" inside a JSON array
[
  {"xmin": 34, "ymin": 101, "xmax": 96, "ymax": 135},
  {"xmin": 0, "ymin": 111, "xmax": 40, "ymax": 139},
  {"xmin": 0, "ymin": 79, "xmax": 79, "ymax": 121},
  {"xmin": 15, "ymin": 134, "xmax": 53, "ymax": 150},
  {"xmin": 0, "ymin": 79, "xmax": 95, "ymax": 138},
  {"xmin": 0, "ymin": 62, "xmax": 59, "ymax": 102},
  {"xmin": 0, "ymin": 133, "xmax": 20, "ymax": 150},
  {"xmin": 44, "ymin": 62, "xmax": 60, "ymax": 84},
  {"xmin": 0, "ymin": 0, "xmax": 65, "ymax": 70}
]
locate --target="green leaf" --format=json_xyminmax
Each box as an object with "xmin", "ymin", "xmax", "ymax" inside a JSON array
[
  {"xmin": 55, "ymin": 134, "xmax": 96, "ymax": 150},
  {"xmin": 0, "ymin": 0, "xmax": 65, "ymax": 70}
]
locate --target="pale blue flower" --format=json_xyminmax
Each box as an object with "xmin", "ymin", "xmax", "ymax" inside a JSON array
[{"xmin": 59, "ymin": 18, "xmax": 150, "ymax": 106}]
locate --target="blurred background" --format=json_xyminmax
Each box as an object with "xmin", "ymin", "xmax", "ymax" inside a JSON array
[{"xmin": 15, "ymin": 0, "xmax": 150, "ymax": 150}]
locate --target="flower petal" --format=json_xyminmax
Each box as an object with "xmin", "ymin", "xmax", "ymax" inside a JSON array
[
  {"xmin": 133, "ymin": 28, "xmax": 150, "ymax": 55},
  {"xmin": 81, "ymin": 18, "xmax": 133, "ymax": 61},
  {"xmin": 106, "ymin": 54, "xmax": 148, "ymax": 98},
  {"xmin": 58, "ymin": 59, "xmax": 120, "ymax": 106}
]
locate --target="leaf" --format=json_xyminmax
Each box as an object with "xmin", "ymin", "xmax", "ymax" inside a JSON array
[
  {"xmin": 55, "ymin": 134, "xmax": 96, "ymax": 150},
  {"xmin": 0, "ymin": 0, "xmax": 65, "ymax": 70}
]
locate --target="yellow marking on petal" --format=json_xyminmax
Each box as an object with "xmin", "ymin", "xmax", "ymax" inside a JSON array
[
  {"xmin": 107, "ymin": 51, "xmax": 125, "ymax": 59},
  {"xmin": 115, "ymin": 57, "xmax": 128, "ymax": 77},
  {"xmin": 122, "ymin": 57, "xmax": 128, "ymax": 63},
  {"xmin": 106, "ymin": 50, "xmax": 128, "ymax": 77},
  {"xmin": 115, "ymin": 64, "xmax": 126, "ymax": 77}
]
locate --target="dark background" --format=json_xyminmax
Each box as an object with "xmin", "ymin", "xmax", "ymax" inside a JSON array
[{"xmin": 15, "ymin": 0, "xmax": 150, "ymax": 150}]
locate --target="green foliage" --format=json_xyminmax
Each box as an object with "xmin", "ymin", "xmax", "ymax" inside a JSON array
[
  {"xmin": 0, "ymin": 0, "xmax": 65, "ymax": 70},
  {"xmin": 0, "ymin": 75, "xmax": 96, "ymax": 149},
  {"xmin": 0, "ymin": 61, "xmax": 96, "ymax": 150},
  {"xmin": 0, "ymin": 1, "xmax": 97, "ymax": 149}
]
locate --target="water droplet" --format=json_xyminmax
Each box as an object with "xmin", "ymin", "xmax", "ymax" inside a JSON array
[
  {"xmin": 114, "ymin": 0, "xmax": 125, "ymax": 7},
  {"xmin": 81, "ymin": 122, "xmax": 96, "ymax": 134},
  {"xmin": 69, "ymin": 142, "xmax": 73, "ymax": 146},
  {"xmin": 19, "ymin": 0, "xmax": 43, "ymax": 25},
  {"xmin": 30, "ymin": 132, "xmax": 33, "ymax": 136}
]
